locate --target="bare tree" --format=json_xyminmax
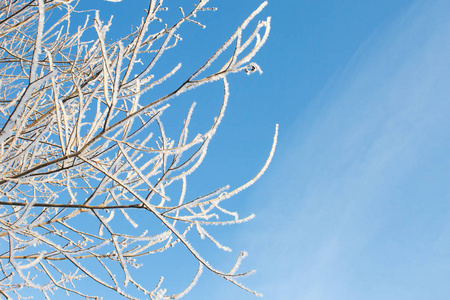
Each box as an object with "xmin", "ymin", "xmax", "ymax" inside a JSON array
[{"xmin": 0, "ymin": 0, "xmax": 277, "ymax": 298}]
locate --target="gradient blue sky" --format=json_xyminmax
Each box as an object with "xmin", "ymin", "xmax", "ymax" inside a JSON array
[{"xmin": 76, "ymin": 0, "xmax": 450, "ymax": 299}]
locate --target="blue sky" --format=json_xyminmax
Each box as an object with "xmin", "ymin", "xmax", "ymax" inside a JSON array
[{"xmin": 74, "ymin": 0, "xmax": 450, "ymax": 299}]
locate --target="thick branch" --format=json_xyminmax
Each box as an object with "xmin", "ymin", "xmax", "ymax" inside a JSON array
[{"xmin": 0, "ymin": 201, "xmax": 143, "ymax": 210}]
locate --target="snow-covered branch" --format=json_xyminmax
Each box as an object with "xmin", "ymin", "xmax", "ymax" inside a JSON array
[{"xmin": 0, "ymin": 0, "xmax": 275, "ymax": 298}]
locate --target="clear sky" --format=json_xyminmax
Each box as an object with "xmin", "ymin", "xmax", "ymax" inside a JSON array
[{"xmin": 73, "ymin": 0, "xmax": 450, "ymax": 299}]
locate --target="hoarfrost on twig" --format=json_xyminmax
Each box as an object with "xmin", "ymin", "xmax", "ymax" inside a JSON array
[{"xmin": 0, "ymin": 0, "xmax": 275, "ymax": 298}]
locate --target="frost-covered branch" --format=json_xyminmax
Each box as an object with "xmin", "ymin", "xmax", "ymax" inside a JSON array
[{"xmin": 0, "ymin": 0, "xmax": 275, "ymax": 298}]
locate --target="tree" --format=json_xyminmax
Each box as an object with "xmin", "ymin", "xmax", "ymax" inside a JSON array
[{"xmin": 0, "ymin": 0, "xmax": 277, "ymax": 298}]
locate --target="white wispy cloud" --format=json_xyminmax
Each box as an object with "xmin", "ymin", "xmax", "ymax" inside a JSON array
[{"xmin": 236, "ymin": 0, "xmax": 450, "ymax": 299}]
